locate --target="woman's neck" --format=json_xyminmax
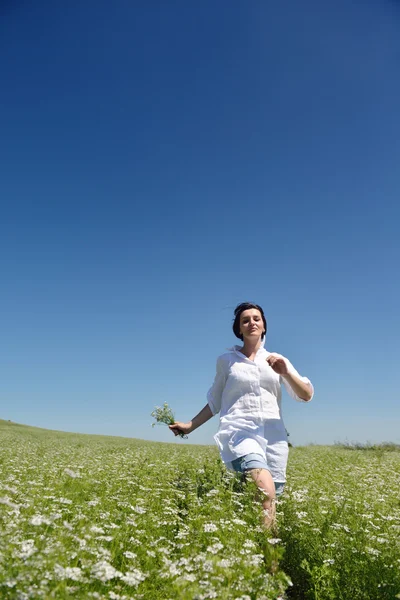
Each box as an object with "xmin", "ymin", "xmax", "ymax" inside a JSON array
[{"xmin": 240, "ymin": 337, "xmax": 262, "ymax": 358}]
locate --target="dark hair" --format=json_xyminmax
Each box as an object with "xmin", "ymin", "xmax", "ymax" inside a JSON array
[{"xmin": 232, "ymin": 302, "xmax": 267, "ymax": 341}]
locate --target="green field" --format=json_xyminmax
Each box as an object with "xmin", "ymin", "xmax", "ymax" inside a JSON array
[{"xmin": 0, "ymin": 419, "xmax": 399, "ymax": 600}]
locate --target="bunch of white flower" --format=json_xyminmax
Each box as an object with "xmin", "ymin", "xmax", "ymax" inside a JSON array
[{"xmin": 150, "ymin": 402, "xmax": 187, "ymax": 438}]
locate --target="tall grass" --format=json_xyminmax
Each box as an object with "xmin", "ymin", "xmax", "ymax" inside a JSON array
[{"xmin": 0, "ymin": 420, "xmax": 399, "ymax": 599}]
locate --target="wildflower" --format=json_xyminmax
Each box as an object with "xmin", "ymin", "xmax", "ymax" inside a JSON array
[
  {"xmin": 247, "ymin": 554, "xmax": 264, "ymax": 566},
  {"xmin": 30, "ymin": 515, "xmax": 51, "ymax": 526},
  {"xmin": 91, "ymin": 561, "xmax": 121, "ymax": 582},
  {"xmin": 181, "ymin": 573, "xmax": 196, "ymax": 582},
  {"xmin": 64, "ymin": 468, "xmax": 81, "ymax": 478},
  {"xmin": 176, "ymin": 530, "xmax": 189, "ymax": 539},
  {"xmin": 151, "ymin": 403, "xmax": 187, "ymax": 438},
  {"xmin": 131, "ymin": 506, "xmax": 146, "ymax": 514},
  {"xmin": 232, "ymin": 518, "xmax": 246, "ymax": 526},
  {"xmin": 203, "ymin": 523, "xmax": 218, "ymax": 533},
  {"xmin": 54, "ymin": 565, "xmax": 83, "ymax": 581},
  {"xmin": 267, "ymin": 538, "xmax": 282, "ymax": 545},
  {"xmin": 366, "ymin": 547, "xmax": 381, "ymax": 556},
  {"xmin": 90, "ymin": 526, "xmax": 105, "ymax": 534},
  {"xmin": 119, "ymin": 569, "xmax": 147, "ymax": 586},
  {"xmin": 218, "ymin": 558, "xmax": 233, "ymax": 568},
  {"xmin": 0, "ymin": 496, "xmax": 19, "ymax": 510},
  {"xmin": 16, "ymin": 540, "xmax": 36, "ymax": 559},
  {"xmin": 2, "ymin": 484, "xmax": 18, "ymax": 493},
  {"xmin": 206, "ymin": 542, "xmax": 224, "ymax": 554},
  {"xmin": 123, "ymin": 551, "xmax": 137, "ymax": 559}
]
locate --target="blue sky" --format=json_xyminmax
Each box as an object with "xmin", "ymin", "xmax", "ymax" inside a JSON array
[{"xmin": 1, "ymin": 0, "xmax": 399, "ymax": 447}]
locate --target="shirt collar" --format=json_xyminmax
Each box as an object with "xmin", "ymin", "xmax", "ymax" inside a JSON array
[{"xmin": 228, "ymin": 337, "xmax": 267, "ymax": 357}]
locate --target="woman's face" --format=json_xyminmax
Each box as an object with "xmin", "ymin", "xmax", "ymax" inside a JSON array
[{"xmin": 239, "ymin": 308, "xmax": 265, "ymax": 340}]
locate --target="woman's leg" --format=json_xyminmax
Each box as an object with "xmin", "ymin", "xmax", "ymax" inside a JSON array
[{"xmin": 246, "ymin": 467, "xmax": 276, "ymax": 529}]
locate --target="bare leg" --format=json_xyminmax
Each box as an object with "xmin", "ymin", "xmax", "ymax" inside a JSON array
[{"xmin": 246, "ymin": 468, "xmax": 276, "ymax": 529}]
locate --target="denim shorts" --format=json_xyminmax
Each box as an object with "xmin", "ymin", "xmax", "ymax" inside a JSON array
[{"xmin": 229, "ymin": 453, "xmax": 285, "ymax": 496}]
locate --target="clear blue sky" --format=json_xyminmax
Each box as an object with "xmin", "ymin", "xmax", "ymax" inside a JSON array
[{"xmin": 1, "ymin": 1, "xmax": 399, "ymax": 446}]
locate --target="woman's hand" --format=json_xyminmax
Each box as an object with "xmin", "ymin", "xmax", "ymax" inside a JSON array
[
  {"xmin": 266, "ymin": 353, "xmax": 289, "ymax": 375},
  {"xmin": 169, "ymin": 421, "xmax": 193, "ymax": 437}
]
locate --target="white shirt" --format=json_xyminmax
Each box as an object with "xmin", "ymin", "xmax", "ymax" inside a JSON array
[{"xmin": 207, "ymin": 341, "xmax": 314, "ymax": 483}]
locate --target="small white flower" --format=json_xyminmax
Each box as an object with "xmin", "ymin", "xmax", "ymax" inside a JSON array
[
  {"xmin": 123, "ymin": 551, "xmax": 137, "ymax": 559},
  {"xmin": 232, "ymin": 518, "xmax": 246, "ymax": 526},
  {"xmin": 203, "ymin": 523, "xmax": 218, "ymax": 533},
  {"xmin": 206, "ymin": 542, "xmax": 224, "ymax": 554},
  {"xmin": 176, "ymin": 530, "xmax": 189, "ymax": 539},
  {"xmin": 0, "ymin": 496, "xmax": 19, "ymax": 510},
  {"xmin": 54, "ymin": 565, "xmax": 83, "ymax": 581},
  {"xmin": 119, "ymin": 569, "xmax": 147, "ymax": 586},
  {"xmin": 247, "ymin": 554, "xmax": 264, "ymax": 566},
  {"xmin": 17, "ymin": 540, "xmax": 36, "ymax": 559},
  {"xmin": 64, "ymin": 468, "xmax": 81, "ymax": 478},
  {"xmin": 268, "ymin": 538, "xmax": 282, "ymax": 545},
  {"xmin": 1, "ymin": 484, "xmax": 18, "ymax": 494},
  {"xmin": 218, "ymin": 558, "xmax": 233, "ymax": 568},
  {"xmin": 91, "ymin": 561, "xmax": 121, "ymax": 582},
  {"xmin": 30, "ymin": 515, "xmax": 51, "ymax": 526},
  {"xmin": 131, "ymin": 506, "xmax": 147, "ymax": 514},
  {"xmin": 90, "ymin": 526, "xmax": 105, "ymax": 534},
  {"xmin": 181, "ymin": 573, "xmax": 196, "ymax": 582}
]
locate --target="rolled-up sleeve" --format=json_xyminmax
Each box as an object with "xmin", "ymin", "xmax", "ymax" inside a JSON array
[
  {"xmin": 207, "ymin": 356, "xmax": 226, "ymax": 415},
  {"xmin": 280, "ymin": 361, "xmax": 314, "ymax": 403}
]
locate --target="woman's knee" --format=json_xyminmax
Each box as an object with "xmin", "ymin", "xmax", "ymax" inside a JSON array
[{"xmin": 246, "ymin": 468, "xmax": 275, "ymax": 497}]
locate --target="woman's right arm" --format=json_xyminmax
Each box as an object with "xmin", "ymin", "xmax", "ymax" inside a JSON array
[
  {"xmin": 169, "ymin": 403, "xmax": 213, "ymax": 437},
  {"xmin": 169, "ymin": 356, "xmax": 226, "ymax": 437}
]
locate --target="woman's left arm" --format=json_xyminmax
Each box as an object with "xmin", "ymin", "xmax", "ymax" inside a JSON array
[
  {"xmin": 281, "ymin": 371, "xmax": 313, "ymax": 401},
  {"xmin": 267, "ymin": 353, "xmax": 314, "ymax": 402}
]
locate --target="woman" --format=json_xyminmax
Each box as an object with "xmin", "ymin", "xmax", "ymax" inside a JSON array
[{"xmin": 169, "ymin": 302, "xmax": 314, "ymax": 529}]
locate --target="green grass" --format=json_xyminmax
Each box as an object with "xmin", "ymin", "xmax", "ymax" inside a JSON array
[{"xmin": 0, "ymin": 420, "xmax": 399, "ymax": 599}]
